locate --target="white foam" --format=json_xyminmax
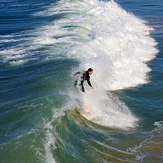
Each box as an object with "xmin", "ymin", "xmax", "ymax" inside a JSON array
[
  {"xmin": 154, "ymin": 121, "xmax": 163, "ymax": 131},
  {"xmin": 44, "ymin": 121, "xmax": 57, "ymax": 163},
  {"xmin": 79, "ymin": 90, "xmax": 138, "ymax": 129},
  {"xmin": 67, "ymin": 0, "xmax": 158, "ymax": 90}
]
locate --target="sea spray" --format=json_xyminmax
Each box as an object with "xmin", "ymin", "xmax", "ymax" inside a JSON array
[{"xmin": 78, "ymin": 90, "xmax": 138, "ymax": 129}]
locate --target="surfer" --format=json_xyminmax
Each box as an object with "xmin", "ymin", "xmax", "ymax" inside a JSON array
[{"xmin": 71, "ymin": 68, "xmax": 94, "ymax": 92}]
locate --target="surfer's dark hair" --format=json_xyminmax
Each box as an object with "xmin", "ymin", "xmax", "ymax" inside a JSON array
[{"xmin": 87, "ymin": 68, "xmax": 93, "ymax": 72}]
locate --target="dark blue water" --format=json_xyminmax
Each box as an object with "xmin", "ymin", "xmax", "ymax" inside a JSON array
[{"xmin": 0, "ymin": 0, "xmax": 163, "ymax": 163}]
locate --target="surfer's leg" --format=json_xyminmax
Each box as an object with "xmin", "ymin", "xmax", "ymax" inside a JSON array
[
  {"xmin": 74, "ymin": 79, "xmax": 85, "ymax": 92},
  {"xmin": 74, "ymin": 80, "xmax": 77, "ymax": 86},
  {"xmin": 79, "ymin": 82, "xmax": 85, "ymax": 92}
]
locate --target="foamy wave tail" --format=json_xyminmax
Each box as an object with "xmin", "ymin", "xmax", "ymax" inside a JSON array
[{"xmin": 80, "ymin": 90, "xmax": 138, "ymax": 129}]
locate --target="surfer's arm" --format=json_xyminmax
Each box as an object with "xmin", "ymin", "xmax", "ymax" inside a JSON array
[
  {"xmin": 71, "ymin": 71, "xmax": 81, "ymax": 77},
  {"xmin": 87, "ymin": 78, "xmax": 93, "ymax": 89}
]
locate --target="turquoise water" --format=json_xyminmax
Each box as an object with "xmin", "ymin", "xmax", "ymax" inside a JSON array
[{"xmin": 0, "ymin": 0, "xmax": 163, "ymax": 163}]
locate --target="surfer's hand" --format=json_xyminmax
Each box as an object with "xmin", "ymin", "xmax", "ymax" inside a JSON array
[
  {"xmin": 71, "ymin": 74, "xmax": 74, "ymax": 77},
  {"xmin": 91, "ymin": 86, "xmax": 94, "ymax": 90}
]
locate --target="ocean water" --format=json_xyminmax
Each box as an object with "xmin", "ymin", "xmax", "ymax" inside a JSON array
[{"xmin": 0, "ymin": 0, "xmax": 163, "ymax": 162}]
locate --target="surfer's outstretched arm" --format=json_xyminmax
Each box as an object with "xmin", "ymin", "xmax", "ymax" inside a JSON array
[{"xmin": 71, "ymin": 71, "xmax": 81, "ymax": 77}]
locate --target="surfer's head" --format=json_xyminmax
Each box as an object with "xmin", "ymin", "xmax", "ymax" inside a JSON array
[{"xmin": 87, "ymin": 68, "xmax": 93, "ymax": 75}]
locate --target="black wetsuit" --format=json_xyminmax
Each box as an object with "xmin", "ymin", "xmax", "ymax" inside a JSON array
[{"xmin": 74, "ymin": 71, "xmax": 92, "ymax": 92}]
